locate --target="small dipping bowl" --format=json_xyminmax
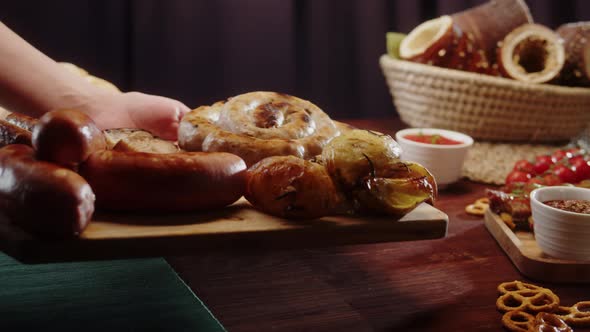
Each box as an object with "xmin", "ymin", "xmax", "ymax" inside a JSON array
[
  {"xmin": 395, "ymin": 128, "xmax": 473, "ymax": 188},
  {"xmin": 530, "ymin": 186, "xmax": 590, "ymax": 261}
]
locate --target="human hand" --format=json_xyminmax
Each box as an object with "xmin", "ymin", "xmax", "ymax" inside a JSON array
[{"xmin": 84, "ymin": 91, "xmax": 190, "ymax": 141}]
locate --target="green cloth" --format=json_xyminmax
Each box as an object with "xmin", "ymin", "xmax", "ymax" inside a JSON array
[{"xmin": 0, "ymin": 253, "xmax": 225, "ymax": 331}]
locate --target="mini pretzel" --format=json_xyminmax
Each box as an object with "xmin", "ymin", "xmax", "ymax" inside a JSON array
[
  {"xmin": 496, "ymin": 289, "xmax": 560, "ymax": 313},
  {"xmin": 465, "ymin": 197, "xmax": 490, "ymax": 216},
  {"xmin": 465, "ymin": 203, "xmax": 486, "ymax": 215},
  {"xmin": 498, "ymin": 281, "xmax": 544, "ymax": 294},
  {"xmin": 502, "ymin": 311, "xmax": 572, "ymax": 332},
  {"xmin": 554, "ymin": 301, "xmax": 590, "ymax": 327},
  {"xmin": 476, "ymin": 197, "xmax": 490, "ymax": 205},
  {"xmin": 502, "ymin": 310, "xmax": 535, "ymax": 332},
  {"xmin": 534, "ymin": 312, "xmax": 573, "ymax": 332}
]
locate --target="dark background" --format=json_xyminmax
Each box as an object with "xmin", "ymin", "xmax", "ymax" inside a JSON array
[{"xmin": 1, "ymin": 0, "xmax": 588, "ymax": 119}]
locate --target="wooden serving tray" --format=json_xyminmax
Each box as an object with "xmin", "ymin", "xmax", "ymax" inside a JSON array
[
  {"xmin": 0, "ymin": 198, "xmax": 448, "ymax": 263},
  {"xmin": 484, "ymin": 208, "xmax": 590, "ymax": 283}
]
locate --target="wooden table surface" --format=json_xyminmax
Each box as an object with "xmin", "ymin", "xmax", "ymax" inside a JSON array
[{"xmin": 166, "ymin": 118, "xmax": 590, "ymax": 332}]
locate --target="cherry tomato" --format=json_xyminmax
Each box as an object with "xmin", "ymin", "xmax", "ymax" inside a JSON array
[
  {"xmin": 525, "ymin": 177, "xmax": 545, "ymax": 193},
  {"xmin": 542, "ymin": 174, "xmax": 563, "ymax": 186},
  {"xmin": 533, "ymin": 160, "xmax": 551, "ymax": 175},
  {"xmin": 566, "ymin": 148, "xmax": 580, "ymax": 158},
  {"xmin": 527, "ymin": 177, "xmax": 545, "ymax": 186},
  {"xmin": 513, "ymin": 160, "xmax": 534, "ymax": 174},
  {"xmin": 551, "ymin": 150, "xmax": 567, "ymax": 163},
  {"xmin": 552, "ymin": 164, "xmax": 577, "ymax": 184},
  {"xmin": 535, "ymin": 155, "xmax": 554, "ymax": 165},
  {"xmin": 533, "ymin": 155, "xmax": 553, "ymax": 175},
  {"xmin": 505, "ymin": 170, "xmax": 531, "ymax": 185},
  {"xmin": 569, "ymin": 155, "xmax": 585, "ymax": 165},
  {"xmin": 503, "ymin": 181, "xmax": 525, "ymax": 193},
  {"xmin": 571, "ymin": 158, "xmax": 590, "ymax": 182}
]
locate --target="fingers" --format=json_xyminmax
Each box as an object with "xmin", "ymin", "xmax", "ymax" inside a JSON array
[
  {"xmin": 125, "ymin": 92, "xmax": 190, "ymax": 141},
  {"xmin": 79, "ymin": 91, "xmax": 190, "ymax": 141},
  {"xmin": 175, "ymin": 102, "xmax": 190, "ymax": 122}
]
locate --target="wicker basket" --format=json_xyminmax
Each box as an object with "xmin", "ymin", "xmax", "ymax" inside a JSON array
[{"xmin": 380, "ymin": 55, "xmax": 590, "ymax": 142}]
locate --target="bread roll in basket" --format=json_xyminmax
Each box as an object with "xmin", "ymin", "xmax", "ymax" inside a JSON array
[{"xmin": 380, "ymin": 55, "xmax": 590, "ymax": 143}]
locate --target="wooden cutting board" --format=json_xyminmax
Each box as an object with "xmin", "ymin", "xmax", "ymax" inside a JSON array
[
  {"xmin": 484, "ymin": 208, "xmax": 590, "ymax": 283},
  {"xmin": 0, "ymin": 198, "xmax": 448, "ymax": 263}
]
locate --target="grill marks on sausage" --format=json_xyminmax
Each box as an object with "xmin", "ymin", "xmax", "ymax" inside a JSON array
[
  {"xmin": 5, "ymin": 112, "xmax": 38, "ymax": 131},
  {"xmin": 0, "ymin": 119, "xmax": 32, "ymax": 147},
  {"xmin": 254, "ymin": 103, "xmax": 286, "ymax": 128}
]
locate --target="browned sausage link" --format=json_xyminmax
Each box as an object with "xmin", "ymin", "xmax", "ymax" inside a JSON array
[
  {"xmin": 0, "ymin": 119, "xmax": 32, "ymax": 147},
  {"xmin": 32, "ymin": 109, "xmax": 106, "ymax": 166},
  {"xmin": 0, "ymin": 144, "xmax": 95, "ymax": 238},
  {"xmin": 5, "ymin": 112, "xmax": 38, "ymax": 131},
  {"xmin": 78, "ymin": 150, "xmax": 247, "ymax": 212}
]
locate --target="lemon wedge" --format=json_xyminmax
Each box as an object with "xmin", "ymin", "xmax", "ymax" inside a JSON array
[{"xmin": 386, "ymin": 32, "xmax": 406, "ymax": 59}]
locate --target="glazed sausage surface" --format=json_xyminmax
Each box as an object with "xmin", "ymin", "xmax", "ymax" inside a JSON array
[
  {"xmin": 0, "ymin": 119, "xmax": 32, "ymax": 147},
  {"xmin": 5, "ymin": 112, "xmax": 39, "ymax": 131},
  {"xmin": 245, "ymin": 155, "xmax": 346, "ymax": 219},
  {"xmin": 32, "ymin": 109, "xmax": 106, "ymax": 166},
  {"xmin": 78, "ymin": 150, "xmax": 247, "ymax": 211},
  {"xmin": 0, "ymin": 144, "xmax": 95, "ymax": 238}
]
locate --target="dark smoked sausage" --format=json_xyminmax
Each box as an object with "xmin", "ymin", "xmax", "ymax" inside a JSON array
[
  {"xmin": 78, "ymin": 150, "xmax": 247, "ymax": 211},
  {"xmin": 32, "ymin": 109, "xmax": 106, "ymax": 167},
  {"xmin": 0, "ymin": 144, "xmax": 95, "ymax": 238}
]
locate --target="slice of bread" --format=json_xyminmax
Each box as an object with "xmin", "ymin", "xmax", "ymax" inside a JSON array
[{"xmin": 104, "ymin": 128, "xmax": 179, "ymax": 154}]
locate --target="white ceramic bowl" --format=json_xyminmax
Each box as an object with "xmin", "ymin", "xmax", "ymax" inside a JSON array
[
  {"xmin": 530, "ymin": 186, "xmax": 590, "ymax": 261},
  {"xmin": 395, "ymin": 128, "xmax": 473, "ymax": 188}
]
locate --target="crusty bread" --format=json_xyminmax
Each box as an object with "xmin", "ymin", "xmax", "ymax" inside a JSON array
[
  {"xmin": 104, "ymin": 128, "xmax": 150, "ymax": 149},
  {"xmin": 104, "ymin": 128, "xmax": 179, "ymax": 154}
]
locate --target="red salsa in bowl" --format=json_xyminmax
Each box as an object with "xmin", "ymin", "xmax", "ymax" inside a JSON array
[
  {"xmin": 544, "ymin": 199, "xmax": 590, "ymax": 214},
  {"xmin": 403, "ymin": 134, "xmax": 463, "ymax": 145}
]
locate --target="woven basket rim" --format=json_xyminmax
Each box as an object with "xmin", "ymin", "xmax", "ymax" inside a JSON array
[{"xmin": 379, "ymin": 54, "xmax": 590, "ymax": 95}]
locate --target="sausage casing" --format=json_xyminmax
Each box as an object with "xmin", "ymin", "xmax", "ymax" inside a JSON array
[
  {"xmin": 78, "ymin": 150, "xmax": 247, "ymax": 211},
  {"xmin": 32, "ymin": 109, "xmax": 106, "ymax": 166},
  {"xmin": 245, "ymin": 156, "xmax": 346, "ymax": 219},
  {"xmin": 0, "ymin": 144, "xmax": 95, "ymax": 237}
]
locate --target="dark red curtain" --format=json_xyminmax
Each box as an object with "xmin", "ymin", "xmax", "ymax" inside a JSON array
[{"xmin": 1, "ymin": 0, "xmax": 588, "ymax": 119}]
